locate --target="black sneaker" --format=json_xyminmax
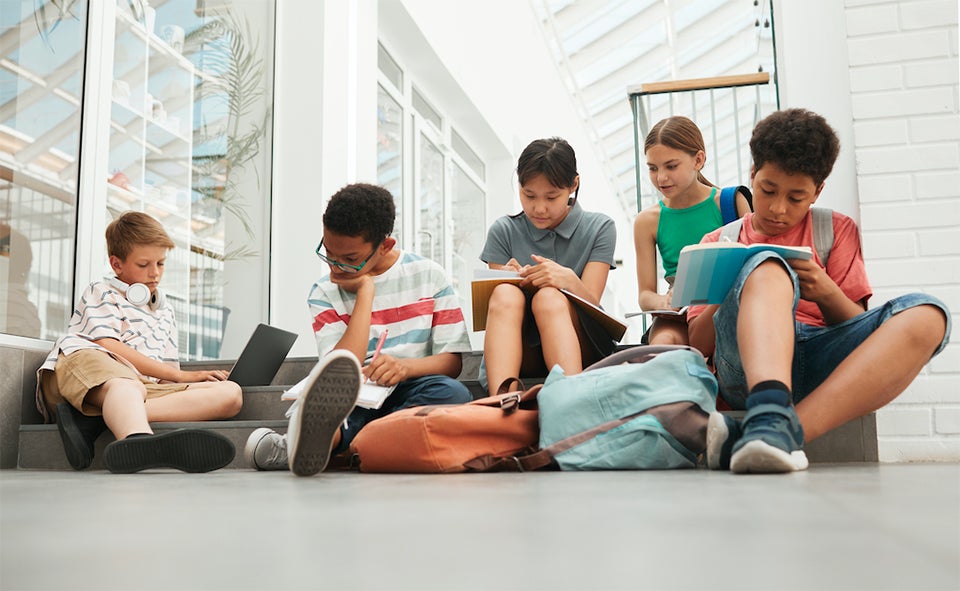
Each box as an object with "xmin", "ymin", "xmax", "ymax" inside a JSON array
[
  {"xmin": 55, "ymin": 402, "xmax": 107, "ymax": 470},
  {"xmin": 103, "ymin": 429, "xmax": 235, "ymax": 474}
]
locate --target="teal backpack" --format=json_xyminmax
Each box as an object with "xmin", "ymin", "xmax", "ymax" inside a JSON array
[{"xmin": 522, "ymin": 346, "xmax": 718, "ymax": 471}]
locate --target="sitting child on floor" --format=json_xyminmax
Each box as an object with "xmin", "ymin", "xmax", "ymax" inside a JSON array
[
  {"xmin": 633, "ymin": 115, "xmax": 751, "ymax": 345},
  {"xmin": 38, "ymin": 211, "xmax": 241, "ymax": 473},
  {"xmin": 479, "ymin": 137, "xmax": 617, "ymax": 395},
  {"xmin": 691, "ymin": 108, "xmax": 951, "ymax": 473},
  {"xmin": 244, "ymin": 183, "xmax": 473, "ymax": 476}
]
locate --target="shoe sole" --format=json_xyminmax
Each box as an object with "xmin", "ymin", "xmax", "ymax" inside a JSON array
[
  {"xmin": 289, "ymin": 356, "xmax": 360, "ymax": 477},
  {"xmin": 56, "ymin": 404, "xmax": 95, "ymax": 471},
  {"xmin": 730, "ymin": 439, "xmax": 809, "ymax": 474},
  {"xmin": 103, "ymin": 430, "xmax": 236, "ymax": 474},
  {"xmin": 244, "ymin": 427, "xmax": 281, "ymax": 470},
  {"xmin": 705, "ymin": 412, "xmax": 729, "ymax": 471}
]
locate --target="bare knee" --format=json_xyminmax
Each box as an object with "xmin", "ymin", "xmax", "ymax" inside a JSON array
[
  {"xmin": 489, "ymin": 283, "xmax": 526, "ymax": 314},
  {"xmin": 743, "ymin": 260, "xmax": 792, "ymax": 298},
  {"xmin": 99, "ymin": 377, "xmax": 148, "ymax": 402},
  {"xmin": 530, "ymin": 287, "xmax": 569, "ymax": 318},
  {"xmin": 749, "ymin": 259, "xmax": 791, "ymax": 283},
  {"xmin": 900, "ymin": 304, "xmax": 948, "ymax": 353},
  {"xmin": 213, "ymin": 381, "xmax": 243, "ymax": 418},
  {"xmin": 649, "ymin": 320, "xmax": 688, "ymax": 345}
]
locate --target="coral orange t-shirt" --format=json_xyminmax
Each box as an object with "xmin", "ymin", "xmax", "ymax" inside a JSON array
[{"xmin": 687, "ymin": 210, "xmax": 872, "ymax": 327}]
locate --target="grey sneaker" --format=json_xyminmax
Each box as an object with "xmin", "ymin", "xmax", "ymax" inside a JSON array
[
  {"xmin": 244, "ymin": 428, "xmax": 289, "ymax": 470},
  {"xmin": 288, "ymin": 350, "xmax": 361, "ymax": 477}
]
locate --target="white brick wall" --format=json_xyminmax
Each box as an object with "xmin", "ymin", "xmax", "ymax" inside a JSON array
[{"xmin": 845, "ymin": 0, "xmax": 959, "ymax": 461}]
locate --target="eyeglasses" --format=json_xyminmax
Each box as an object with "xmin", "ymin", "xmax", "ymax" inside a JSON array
[{"xmin": 315, "ymin": 239, "xmax": 381, "ymax": 274}]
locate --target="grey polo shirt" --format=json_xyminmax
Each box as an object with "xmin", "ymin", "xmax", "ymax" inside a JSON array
[{"xmin": 480, "ymin": 201, "xmax": 617, "ymax": 273}]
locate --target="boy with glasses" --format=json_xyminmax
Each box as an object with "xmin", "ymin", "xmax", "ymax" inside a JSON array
[{"xmin": 245, "ymin": 183, "xmax": 473, "ymax": 476}]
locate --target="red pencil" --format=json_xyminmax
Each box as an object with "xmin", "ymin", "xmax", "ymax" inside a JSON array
[{"xmin": 366, "ymin": 330, "xmax": 388, "ymax": 383}]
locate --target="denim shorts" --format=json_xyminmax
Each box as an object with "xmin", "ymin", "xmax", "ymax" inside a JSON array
[{"xmin": 713, "ymin": 251, "xmax": 951, "ymax": 409}]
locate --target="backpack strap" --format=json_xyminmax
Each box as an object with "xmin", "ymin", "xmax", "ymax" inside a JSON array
[
  {"xmin": 811, "ymin": 207, "xmax": 834, "ymax": 269},
  {"xmin": 719, "ymin": 218, "xmax": 743, "ymax": 243},
  {"xmin": 719, "ymin": 185, "xmax": 753, "ymax": 225},
  {"xmin": 719, "ymin": 186, "xmax": 737, "ymax": 225}
]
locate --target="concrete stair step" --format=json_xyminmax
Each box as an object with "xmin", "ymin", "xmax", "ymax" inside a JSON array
[
  {"xmin": 18, "ymin": 420, "xmax": 288, "ymax": 471},
  {"xmin": 18, "ymin": 411, "xmax": 876, "ymax": 470},
  {"xmin": 18, "ymin": 352, "xmax": 876, "ymax": 470}
]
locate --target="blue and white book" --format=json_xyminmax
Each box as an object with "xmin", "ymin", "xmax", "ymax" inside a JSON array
[{"xmin": 672, "ymin": 241, "xmax": 812, "ymax": 306}]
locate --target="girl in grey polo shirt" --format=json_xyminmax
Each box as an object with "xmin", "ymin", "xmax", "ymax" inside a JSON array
[{"xmin": 480, "ymin": 137, "xmax": 617, "ymax": 396}]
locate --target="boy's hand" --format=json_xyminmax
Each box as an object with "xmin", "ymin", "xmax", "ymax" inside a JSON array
[
  {"xmin": 520, "ymin": 255, "xmax": 578, "ymax": 290},
  {"xmin": 177, "ymin": 369, "xmax": 228, "ymax": 383},
  {"xmin": 363, "ymin": 354, "xmax": 408, "ymax": 387},
  {"xmin": 788, "ymin": 258, "xmax": 839, "ymax": 303},
  {"xmin": 332, "ymin": 273, "xmax": 375, "ymax": 295},
  {"xmin": 501, "ymin": 258, "xmax": 523, "ymax": 273}
]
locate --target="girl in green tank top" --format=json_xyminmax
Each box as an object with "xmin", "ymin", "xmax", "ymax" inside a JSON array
[{"xmin": 633, "ymin": 116, "xmax": 750, "ymax": 345}]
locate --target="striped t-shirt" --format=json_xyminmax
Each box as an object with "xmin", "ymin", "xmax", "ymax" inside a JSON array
[
  {"xmin": 308, "ymin": 250, "xmax": 471, "ymax": 361},
  {"xmin": 39, "ymin": 280, "xmax": 180, "ymax": 375}
]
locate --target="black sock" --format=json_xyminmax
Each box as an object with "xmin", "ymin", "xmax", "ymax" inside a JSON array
[
  {"xmin": 750, "ymin": 380, "xmax": 791, "ymax": 396},
  {"xmin": 125, "ymin": 432, "xmax": 151, "ymax": 439},
  {"xmin": 747, "ymin": 380, "xmax": 792, "ymax": 408}
]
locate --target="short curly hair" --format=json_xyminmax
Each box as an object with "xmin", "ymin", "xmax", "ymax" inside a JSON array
[
  {"xmin": 322, "ymin": 183, "xmax": 396, "ymax": 244},
  {"xmin": 750, "ymin": 108, "xmax": 840, "ymax": 187}
]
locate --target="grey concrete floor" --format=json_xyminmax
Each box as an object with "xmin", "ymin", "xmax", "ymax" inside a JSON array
[{"xmin": 1, "ymin": 464, "xmax": 958, "ymax": 591}]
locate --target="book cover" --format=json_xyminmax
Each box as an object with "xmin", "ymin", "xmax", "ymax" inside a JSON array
[
  {"xmin": 470, "ymin": 270, "xmax": 525, "ymax": 332},
  {"xmin": 672, "ymin": 241, "xmax": 812, "ymax": 306},
  {"xmin": 470, "ymin": 270, "xmax": 626, "ymax": 341},
  {"xmin": 558, "ymin": 289, "xmax": 627, "ymax": 341}
]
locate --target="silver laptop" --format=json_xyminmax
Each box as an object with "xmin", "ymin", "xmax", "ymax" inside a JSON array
[{"xmin": 227, "ymin": 323, "xmax": 298, "ymax": 387}]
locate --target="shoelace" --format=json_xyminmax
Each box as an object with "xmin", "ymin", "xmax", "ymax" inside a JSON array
[{"xmin": 265, "ymin": 436, "xmax": 288, "ymax": 467}]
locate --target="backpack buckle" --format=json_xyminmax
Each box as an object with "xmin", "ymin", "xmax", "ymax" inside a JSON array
[{"xmin": 500, "ymin": 392, "xmax": 521, "ymax": 414}]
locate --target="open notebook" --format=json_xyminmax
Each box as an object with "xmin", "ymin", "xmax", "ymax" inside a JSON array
[{"xmin": 281, "ymin": 373, "xmax": 395, "ymax": 410}]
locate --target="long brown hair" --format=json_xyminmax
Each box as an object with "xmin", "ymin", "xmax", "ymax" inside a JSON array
[{"xmin": 645, "ymin": 116, "xmax": 713, "ymax": 187}]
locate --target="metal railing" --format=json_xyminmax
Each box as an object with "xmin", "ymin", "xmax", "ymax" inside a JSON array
[{"xmin": 628, "ymin": 72, "xmax": 776, "ymax": 213}]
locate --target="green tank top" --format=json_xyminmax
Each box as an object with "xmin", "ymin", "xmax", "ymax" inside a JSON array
[{"xmin": 656, "ymin": 187, "xmax": 721, "ymax": 278}]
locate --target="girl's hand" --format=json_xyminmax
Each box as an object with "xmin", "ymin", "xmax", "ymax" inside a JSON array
[
  {"xmin": 502, "ymin": 258, "xmax": 523, "ymax": 273},
  {"xmin": 520, "ymin": 255, "xmax": 578, "ymax": 290},
  {"xmin": 363, "ymin": 354, "xmax": 408, "ymax": 387}
]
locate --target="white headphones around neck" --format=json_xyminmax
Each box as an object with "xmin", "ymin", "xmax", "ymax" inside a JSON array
[{"xmin": 108, "ymin": 277, "xmax": 165, "ymax": 310}]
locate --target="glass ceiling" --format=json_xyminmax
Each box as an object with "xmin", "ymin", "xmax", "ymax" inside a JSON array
[{"xmin": 531, "ymin": 0, "xmax": 777, "ymax": 218}]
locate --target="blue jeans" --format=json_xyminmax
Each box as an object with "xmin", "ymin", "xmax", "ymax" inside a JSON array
[
  {"xmin": 713, "ymin": 252, "xmax": 951, "ymax": 409},
  {"xmin": 334, "ymin": 375, "xmax": 471, "ymax": 453}
]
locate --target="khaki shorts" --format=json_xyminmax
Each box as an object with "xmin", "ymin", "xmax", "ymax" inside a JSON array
[{"xmin": 40, "ymin": 349, "xmax": 189, "ymax": 418}]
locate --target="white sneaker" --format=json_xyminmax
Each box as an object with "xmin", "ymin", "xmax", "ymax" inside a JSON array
[
  {"xmin": 287, "ymin": 350, "xmax": 361, "ymax": 477},
  {"xmin": 244, "ymin": 427, "xmax": 289, "ymax": 470}
]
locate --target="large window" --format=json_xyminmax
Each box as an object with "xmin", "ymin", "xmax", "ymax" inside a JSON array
[
  {"xmin": 2, "ymin": 1, "xmax": 276, "ymax": 361},
  {"xmin": 1, "ymin": 2, "xmax": 87, "ymax": 340},
  {"xmin": 376, "ymin": 42, "xmax": 487, "ymax": 325}
]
